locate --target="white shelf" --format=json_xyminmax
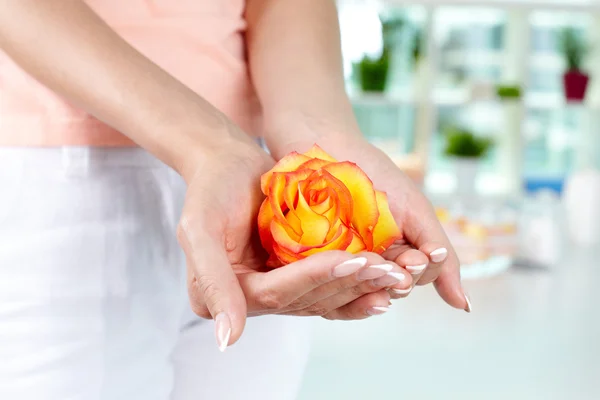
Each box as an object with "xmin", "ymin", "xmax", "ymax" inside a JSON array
[{"xmin": 341, "ymin": 0, "xmax": 600, "ymax": 12}]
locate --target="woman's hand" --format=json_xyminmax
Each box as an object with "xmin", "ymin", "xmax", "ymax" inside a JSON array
[
  {"xmin": 177, "ymin": 130, "xmax": 417, "ymax": 351},
  {"xmin": 264, "ymin": 123, "xmax": 470, "ymax": 313}
]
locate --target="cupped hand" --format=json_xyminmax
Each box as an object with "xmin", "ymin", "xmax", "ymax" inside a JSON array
[
  {"xmin": 176, "ymin": 131, "xmax": 415, "ymax": 351},
  {"xmin": 265, "ymin": 129, "xmax": 470, "ymax": 312}
]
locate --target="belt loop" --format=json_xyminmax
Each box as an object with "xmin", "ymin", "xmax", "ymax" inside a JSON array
[{"xmin": 62, "ymin": 146, "xmax": 91, "ymax": 176}]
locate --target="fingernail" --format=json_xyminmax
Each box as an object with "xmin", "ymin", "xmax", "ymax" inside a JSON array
[
  {"xmin": 464, "ymin": 291, "xmax": 472, "ymax": 313},
  {"xmin": 406, "ymin": 264, "xmax": 427, "ymax": 274},
  {"xmin": 372, "ymin": 272, "xmax": 406, "ymax": 287},
  {"xmin": 430, "ymin": 248, "xmax": 448, "ymax": 263},
  {"xmin": 357, "ymin": 264, "xmax": 393, "ymax": 280},
  {"xmin": 332, "ymin": 257, "xmax": 368, "ymax": 277},
  {"xmin": 390, "ymin": 287, "xmax": 412, "ymax": 295},
  {"xmin": 366, "ymin": 306, "xmax": 389, "ymax": 316},
  {"xmin": 214, "ymin": 312, "xmax": 232, "ymax": 352}
]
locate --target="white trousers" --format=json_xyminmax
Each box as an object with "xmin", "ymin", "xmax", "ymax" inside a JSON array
[{"xmin": 0, "ymin": 147, "xmax": 311, "ymax": 400}]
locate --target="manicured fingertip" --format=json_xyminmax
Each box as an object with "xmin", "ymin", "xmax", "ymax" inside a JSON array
[
  {"xmin": 464, "ymin": 291, "xmax": 472, "ymax": 313},
  {"xmin": 430, "ymin": 247, "xmax": 448, "ymax": 263},
  {"xmin": 215, "ymin": 312, "xmax": 232, "ymax": 352}
]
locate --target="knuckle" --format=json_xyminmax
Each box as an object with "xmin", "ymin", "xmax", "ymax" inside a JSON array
[
  {"xmin": 349, "ymin": 284, "xmax": 367, "ymax": 297},
  {"xmin": 257, "ymin": 287, "xmax": 285, "ymax": 310},
  {"xmin": 195, "ymin": 275, "xmax": 222, "ymax": 308}
]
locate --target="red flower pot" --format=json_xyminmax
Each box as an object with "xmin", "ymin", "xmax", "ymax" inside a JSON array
[{"xmin": 563, "ymin": 70, "xmax": 590, "ymax": 103}]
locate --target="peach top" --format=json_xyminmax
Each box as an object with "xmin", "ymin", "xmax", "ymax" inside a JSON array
[{"xmin": 0, "ymin": 0, "xmax": 259, "ymax": 147}]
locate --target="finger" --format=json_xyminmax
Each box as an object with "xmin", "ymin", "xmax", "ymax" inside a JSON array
[
  {"xmin": 382, "ymin": 245, "xmax": 428, "ymax": 299},
  {"xmin": 238, "ymin": 250, "xmax": 367, "ymax": 314},
  {"xmin": 402, "ymin": 198, "xmax": 468, "ymax": 311},
  {"xmin": 282, "ymin": 252, "xmax": 411, "ymax": 312},
  {"xmin": 321, "ymin": 290, "xmax": 392, "ymax": 321},
  {"xmin": 281, "ymin": 258, "xmax": 412, "ymax": 316},
  {"xmin": 177, "ymin": 220, "xmax": 246, "ymax": 351}
]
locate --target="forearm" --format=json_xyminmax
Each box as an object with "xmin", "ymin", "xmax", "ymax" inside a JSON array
[
  {"xmin": 246, "ymin": 0, "xmax": 362, "ymax": 158},
  {"xmin": 0, "ymin": 0, "xmax": 256, "ymax": 179}
]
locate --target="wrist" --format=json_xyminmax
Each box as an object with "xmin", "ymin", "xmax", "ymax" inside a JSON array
[
  {"xmin": 263, "ymin": 110, "xmax": 364, "ymax": 159},
  {"xmin": 155, "ymin": 116, "xmax": 264, "ymax": 183}
]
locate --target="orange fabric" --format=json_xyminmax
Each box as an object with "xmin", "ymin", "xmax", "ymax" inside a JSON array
[{"xmin": 0, "ymin": 0, "xmax": 259, "ymax": 147}]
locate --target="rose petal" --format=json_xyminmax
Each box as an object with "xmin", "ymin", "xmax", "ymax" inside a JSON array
[
  {"xmin": 283, "ymin": 170, "xmax": 313, "ymax": 214},
  {"xmin": 372, "ymin": 190, "xmax": 403, "ymax": 253},
  {"xmin": 296, "ymin": 188, "xmax": 331, "ymax": 246},
  {"xmin": 258, "ymin": 199, "xmax": 275, "ymax": 255},
  {"xmin": 310, "ymin": 189, "xmax": 333, "ymax": 214},
  {"xmin": 271, "ymin": 219, "xmax": 309, "ymax": 254},
  {"xmin": 269, "ymin": 173, "xmax": 302, "ymax": 238},
  {"xmin": 260, "ymin": 152, "xmax": 311, "ymax": 195},
  {"xmin": 306, "ymin": 171, "xmax": 353, "ymax": 225},
  {"xmin": 285, "ymin": 209, "xmax": 303, "ymax": 235},
  {"xmin": 325, "ymin": 217, "xmax": 340, "ymax": 241},
  {"xmin": 347, "ymin": 230, "xmax": 367, "ymax": 253},
  {"xmin": 302, "ymin": 144, "xmax": 337, "ymax": 162},
  {"xmin": 297, "ymin": 158, "xmax": 333, "ymax": 171},
  {"xmin": 301, "ymin": 224, "xmax": 353, "ymax": 256},
  {"xmin": 323, "ymin": 162, "xmax": 379, "ymax": 249},
  {"xmin": 271, "ymin": 242, "xmax": 302, "ymax": 266}
]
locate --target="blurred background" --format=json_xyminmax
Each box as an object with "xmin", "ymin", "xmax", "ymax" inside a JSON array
[{"xmin": 299, "ymin": 1, "xmax": 600, "ymax": 398}]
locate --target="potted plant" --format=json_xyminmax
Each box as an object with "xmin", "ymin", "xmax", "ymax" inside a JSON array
[
  {"xmin": 559, "ymin": 28, "xmax": 590, "ymax": 103},
  {"xmin": 355, "ymin": 49, "xmax": 390, "ymax": 93},
  {"xmin": 444, "ymin": 127, "xmax": 493, "ymax": 196},
  {"xmin": 495, "ymin": 84, "xmax": 522, "ymax": 101},
  {"xmin": 354, "ymin": 16, "xmax": 403, "ymax": 93}
]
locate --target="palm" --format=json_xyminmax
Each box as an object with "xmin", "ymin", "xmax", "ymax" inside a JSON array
[{"xmin": 185, "ymin": 149, "xmax": 275, "ymax": 275}]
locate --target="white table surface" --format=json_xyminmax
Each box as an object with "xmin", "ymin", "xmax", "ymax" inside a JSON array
[{"xmin": 299, "ymin": 245, "xmax": 600, "ymax": 400}]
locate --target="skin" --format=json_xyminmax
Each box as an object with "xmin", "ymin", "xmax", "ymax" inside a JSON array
[
  {"xmin": 246, "ymin": 0, "xmax": 467, "ymax": 310},
  {"xmin": 0, "ymin": 0, "xmax": 442, "ymax": 349}
]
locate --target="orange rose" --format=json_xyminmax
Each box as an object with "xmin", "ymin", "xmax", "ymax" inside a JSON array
[{"xmin": 258, "ymin": 145, "xmax": 402, "ymax": 267}]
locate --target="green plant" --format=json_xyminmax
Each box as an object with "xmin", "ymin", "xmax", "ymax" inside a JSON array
[
  {"xmin": 444, "ymin": 127, "xmax": 493, "ymax": 159},
  {"xmin": 559, "ymin": 28, "xmax": 588, "ymax": 71},
  {"xmin": 355, "ymin": 49, "xmax": 390, "ymax": 92},
  {"xmin": 354, "ymin": 15, "xmax": 401, "ymax": 92},
  {"xmin": 412, "ymin": 29, "xmax": 424, "ymax": 65},
  {"xmin": 496, "ymin": 84, "xmax": 522, "ymax": 99}
]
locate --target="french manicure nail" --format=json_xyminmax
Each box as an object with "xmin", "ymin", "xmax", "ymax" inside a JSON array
[
  {"xmin": 390, "ymin": 287, "xmax": 412, "ymax": 295},
  {"xmin": 372, "ymin": 272, "xmax": 405, "ymax": 287},
  {"xmin": 464, "ymin": 292, "xmax": 472, "ymax": 313},
  {"xmin": 430, "ymin": 248, "xmax": 448, "ymax": 263},
  {"xmin": 214, "ymin": 312, "xmax": 232, "ymax": 352},
  {"xmin": 406, "ymin": 264, "xmax": 427, "ymax": 274},
  {"xmin": 332, "ymin": 257, "xmax": 368, "ymax": 277},
  {"xmin": 367, "ymin": 306, "xmax": 389, "ymax": 316},
  {"xmin": 357, "ymin": 264, "xmax": 393, "ymax": 280}
]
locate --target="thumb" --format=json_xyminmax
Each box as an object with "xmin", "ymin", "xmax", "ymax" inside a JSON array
[{"xmin": 177, "ymin": 220, "xmax": 247, "ymax": 352}]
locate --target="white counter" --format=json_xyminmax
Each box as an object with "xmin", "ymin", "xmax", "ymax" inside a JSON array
[{"xmin": 299, "ymin": 245, "xmax": 600, "ymax": 400}]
